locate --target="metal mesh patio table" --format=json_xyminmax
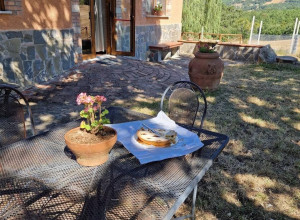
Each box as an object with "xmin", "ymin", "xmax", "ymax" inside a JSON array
[{"xmin": 0, "ymin": 106, "xmax": 229, "ymax": 219}]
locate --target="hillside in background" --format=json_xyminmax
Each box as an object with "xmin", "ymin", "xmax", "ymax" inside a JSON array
[
  {"xmin": 219, "ymin": 6, "xmax": 300, "ymax": 36},
  {"xmin": 182, "ymin": 0, "xmax": 300, "ymax": 38},
  {"xmin": 222, "ymin": 0, "xmax": 300, "ymax": 10}
]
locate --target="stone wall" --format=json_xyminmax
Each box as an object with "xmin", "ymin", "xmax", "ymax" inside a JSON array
[
  {"xmin": 180, "ymin": 43, "xmax": 197, "ymax": 54},
  {"xmin": 180, "ymin": 42, "xmax": 263, "ymax": 63},
  {"xmin": 0, "ymin": 29, "xmax": 75, "ymax": 88},
  {"xmin": 135, "ymin": 23, "xmax": 181, "ymax": 60},
  {"xmin": 215, "ymin": 44, "xmax": 262, "ymax": 63}
]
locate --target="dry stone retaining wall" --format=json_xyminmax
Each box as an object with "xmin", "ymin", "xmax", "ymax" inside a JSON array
[
  {"xmin": 215, "ymin": 44, "xmax": 261, "ymax": 63},
  {"xmin": 180, "ymin": 42, "xmax": 263, "ymax": 63}
]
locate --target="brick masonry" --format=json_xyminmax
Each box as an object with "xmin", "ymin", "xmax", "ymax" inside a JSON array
[
  {"xmin": 3, "ymin": 0, "xmax": 22, "ymax": 15},
  {"xmin": 0, "ymin": 29, "xmax": 76, "ymax": 87}
]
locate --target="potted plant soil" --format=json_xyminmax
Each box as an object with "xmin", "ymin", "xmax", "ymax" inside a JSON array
[
  {"xmin": 64, "ymin": 93, "xmax": 117, "ymax": 166},
  {"xmin": 188, "ymin": 43, "xmax": 224, "ymax": 90},
  {"xmin": 152, "ymin": 3, "xmax": 163, "ymax": 16}
]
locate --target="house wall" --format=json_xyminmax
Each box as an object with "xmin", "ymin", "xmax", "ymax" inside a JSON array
[
  {"xmin": 0, "ymin": 0, "xmax": 183, "ymax": 87},
  {"xmin": 136, "ymin": 0, "xmax": 182, "ymax": 26},
  {"xmin": 134, "ymin": 0, "xmax": 183, "ymax": 60},
  {"xmin": 0, "ymin": 0, "xmax": 82, "ymax": 88},
  {"xmin": 0, "ymin": 0, "xmax": 72, "ymax": 30}
]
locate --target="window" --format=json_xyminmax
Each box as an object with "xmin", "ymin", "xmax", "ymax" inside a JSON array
[
  {"xmin": 144, "ymin": 0, "xmax": 167, "ymax": 16},
  {"xmin": 153, "ymin": 0, "xmax": 165, "ymax": 9},
  {"xmin": 144, "ymin": 0, "xmax": 170, "ymax": 17},
  {"xmin": 153, "ymin": 0, "xmax": 166, "ymax": 15},
  {"xmin": 0, "ymin": 0, "xmax": 5, "ymax": 11},
  {"xmin": 0, "ymin": 0, "xmax": 21, "ymax": 14}
]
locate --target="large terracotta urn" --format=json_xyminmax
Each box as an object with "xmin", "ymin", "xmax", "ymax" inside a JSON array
[
  {"xmin": 64, "ymin": 126, "xmax": 117, "ymax": 167},
  {"xmin": 188, "ymin": 52, "xmax": 224, "ymax": 90}
]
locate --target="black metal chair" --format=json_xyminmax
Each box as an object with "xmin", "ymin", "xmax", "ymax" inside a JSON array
[
  {"xmin": 0, "ymin": 84, "xmax": 35, "ymax": 147},
  {"xmin": 160, "ymin": 80, "xmax": 207, "ymax": 133},
  {"xmin": 159, "ymin": 80, "xmax": 208, "ymax": 219},
  {"xmin": 99, "ymin": 82, "xmax": 208, "ymax": 219}
]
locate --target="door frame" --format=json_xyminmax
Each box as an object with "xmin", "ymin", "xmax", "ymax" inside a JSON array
[
  {"xmin": 90, "ymin": 0, "xmax": 96, "ymax": 55},
  {"xmin": 107, "ymin": 0, "xmax": 135, "ymax": 56},
  {"xmin": 81, "ymin": 0, "xmax": 96, "ymax": 60}
]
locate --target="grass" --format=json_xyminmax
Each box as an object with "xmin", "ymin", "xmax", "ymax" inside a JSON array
[{"xmin": 125, "ymin": 63, "xmax": 300, "ymax": 219}]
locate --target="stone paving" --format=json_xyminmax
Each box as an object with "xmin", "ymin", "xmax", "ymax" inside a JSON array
[
  {"xmin": 25, "ymin": 54, "xmax": 241, "ymax": 133},
  {"xmin": 26, "ymin": 55, "xmax": 192, "ymax": 132}
]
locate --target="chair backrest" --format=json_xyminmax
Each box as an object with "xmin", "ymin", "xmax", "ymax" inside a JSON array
[
  {"xmin": 0, "ymin": 84, "xmax": 35, "ymax": 147},
  {"xmin": 160, "ymin": 81, "xmax": 207, "ymax": 131}
]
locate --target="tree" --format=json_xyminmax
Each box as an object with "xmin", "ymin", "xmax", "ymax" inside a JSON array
[
  {"xmin": 182, "ymin": 0, "xmax": 222, "ymax": 34},
  {"xmin": 182, "ymin": 0, "xmax": 300, "ymax": 38}
]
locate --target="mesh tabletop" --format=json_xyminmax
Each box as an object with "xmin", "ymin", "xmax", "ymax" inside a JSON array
[{"xmin": 0, "ymin": 107, "xmax": 228, "ymax": 220}]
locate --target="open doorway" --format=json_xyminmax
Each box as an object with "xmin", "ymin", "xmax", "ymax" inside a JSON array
[
  {"xmin": 79, "ymin": 0, "xmax": 135, "ymax": 59},
  {"xmin": 80, "ymin": 0, "xmax": 107, "ymax": 59}
]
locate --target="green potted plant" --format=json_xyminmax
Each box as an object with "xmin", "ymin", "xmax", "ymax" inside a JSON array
[
  {"xmin": 188, "ymin": 43, "xmax": 224, "ymax": 90},
  {"xmin": 153, "ymin": 3, "xmax": 163, "ymax": 16},
  {"xmin": 64, "ymin": 93, "xmax": 117, "ymax": 166}
]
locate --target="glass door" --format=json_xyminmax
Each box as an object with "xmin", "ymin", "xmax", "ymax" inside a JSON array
[
  {"xmin": 111, "ymin": 0, "xmax": 135, "ymax": 56},
  {"xmin": 80, "ymin": 0, "xmax": 95, "ymax": 56}
]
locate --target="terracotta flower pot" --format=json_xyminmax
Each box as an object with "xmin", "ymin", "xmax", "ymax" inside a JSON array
[
  {"xmin": 152, "ymin": 10, "xmax": 158, "ymax": 15},
  {"xmin": 188, "ymin": 52, "xmax": 224, "ymax": 90},
  {"xmin": 152, "ymin": 10, "xmax": 163, "ymax": 16},
  {"xmin": 157, "ymin": 10, "xmax": 163, "ymax": 16},
  {"xmin": 64, "ymin": 126, "xmax": 117, "ymax": 167}
]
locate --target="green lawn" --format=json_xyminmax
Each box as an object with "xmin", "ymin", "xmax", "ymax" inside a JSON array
[{"xmin": 118, "ymin": 63, "xmax": 300, "ymax": 219}]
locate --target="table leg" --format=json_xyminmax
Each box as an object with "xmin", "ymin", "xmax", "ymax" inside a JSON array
[
  {"xmin": 172, "ymin": 185, "xmax": 198, "ymax": 220},
  {"xmin": 191, "ymin": 185, "xmax": 198, "ymax": 220}
]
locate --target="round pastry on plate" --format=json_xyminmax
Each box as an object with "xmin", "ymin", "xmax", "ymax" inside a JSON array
[{"xmin": 136, "ymin": 127, "xmax": 177, "ymax": 147}]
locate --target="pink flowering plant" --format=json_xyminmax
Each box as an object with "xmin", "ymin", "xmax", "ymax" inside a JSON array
[{"xmin": 76, "ymin": 93, "xmax": 110, "ymax": 134}]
